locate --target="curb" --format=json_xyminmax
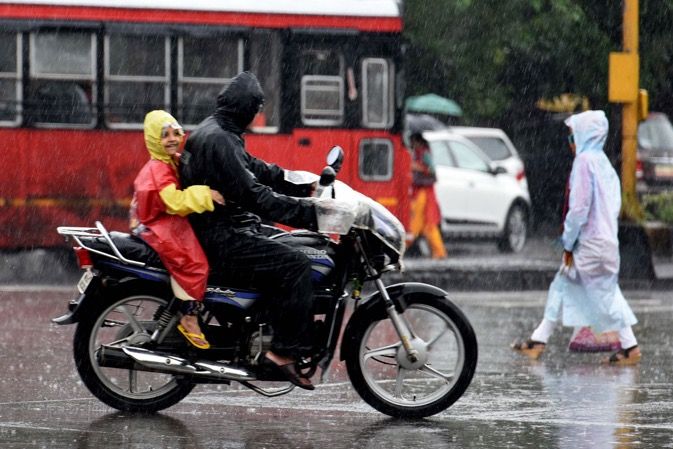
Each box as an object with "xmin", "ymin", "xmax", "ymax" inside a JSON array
[
  {"xmin": 1, "ymin": 249, "xmax": 670, "ymax": 291},
  {"xmin": 386, "ymin": 261, "xmax": 672, "ymax": 291}
]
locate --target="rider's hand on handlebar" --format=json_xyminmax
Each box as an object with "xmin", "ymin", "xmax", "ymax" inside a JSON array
[{"xmin": 211, "ymin": 190, "xmax": 225, "ymax": 206}]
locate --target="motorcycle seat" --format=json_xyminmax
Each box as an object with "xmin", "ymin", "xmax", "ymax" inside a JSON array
[{"xmin": 81, "ymin": 232, "xmax": 163, "ymax": 268}]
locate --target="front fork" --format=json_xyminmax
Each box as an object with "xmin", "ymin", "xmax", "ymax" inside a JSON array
[{"xmin": 373, "ymin": 278, "xmax": 419, "ymax": 363}]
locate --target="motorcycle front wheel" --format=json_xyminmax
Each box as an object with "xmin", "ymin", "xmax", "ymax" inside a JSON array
[
  {"xmin": 345, "ymin": 294, "xmax": 477, "ymax": 418},
  {"xmin": 73, "ymin": 289, "xmax": 194, "ymax": 413}
]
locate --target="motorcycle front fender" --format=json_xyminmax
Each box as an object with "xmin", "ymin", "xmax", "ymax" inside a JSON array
[{"xmin": 339, "ymin": 282, "xmax": 449, "ymax": 361}]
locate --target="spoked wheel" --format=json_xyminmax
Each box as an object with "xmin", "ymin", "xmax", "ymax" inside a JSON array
[
  {"xmin": 345, "ymin": 295, "xmax": 477, "ymax": 418},
  {"xmin": 73, "ymin": 291, "xmax": 194, "ymax": 412}
]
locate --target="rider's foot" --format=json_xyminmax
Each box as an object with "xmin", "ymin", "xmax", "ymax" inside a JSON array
[
  {"xmin": 178, "ymin": 312, "xmax": 210, "ymax": 349},
  {"xmin": 265, "ymin": 351, "xmax": 314, "ymax": 390}
]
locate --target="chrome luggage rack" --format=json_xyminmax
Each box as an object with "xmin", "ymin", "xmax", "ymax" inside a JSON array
[{"xmin": 57, "ymin": 221, "xmax": 145, "ymax": 267}]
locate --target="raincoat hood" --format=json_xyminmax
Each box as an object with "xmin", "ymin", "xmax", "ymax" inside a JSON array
[
  {"xmin": 564, "ymin": 110, "xmax": 608, "ymax": 155},
  {"xmin": 214, "ymin": 71, "xmax": 265, "ymax": 133},
  {"xmin": 144, "ymin": 110, "xmax": 183, "ymax": 166}
]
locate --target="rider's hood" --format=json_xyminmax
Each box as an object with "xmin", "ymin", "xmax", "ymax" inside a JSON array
[
  {"xmin": 143, "ymin": 110, "xmax": 183, "ymax": 167},
  {"xmin": 564, "ymin": 110, "xmax": 608, "ymax": 155},
  {"xmin": 214, "ymin": 71, "xmax": 265, "ymax": 134}
]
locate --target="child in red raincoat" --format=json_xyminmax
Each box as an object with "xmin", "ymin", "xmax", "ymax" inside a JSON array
[{"xmin": 131, "ymin": 110, "xmax": 225, "ymax": 349}]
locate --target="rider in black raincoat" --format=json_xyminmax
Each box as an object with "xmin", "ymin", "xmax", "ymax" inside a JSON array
[{"xmin": 180, "ymin": 71, "xmax": 318, "ymax": 389}]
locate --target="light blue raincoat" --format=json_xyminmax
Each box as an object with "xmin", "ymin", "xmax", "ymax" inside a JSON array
[{"xmin": 543, "ymin": 110, "xmax": 637, "ymax": 333}]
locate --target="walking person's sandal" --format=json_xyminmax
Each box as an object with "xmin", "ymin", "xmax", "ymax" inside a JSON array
[
  {"xmin": 602, "ymin": 345, "xmax": 641, "ymax": 366},
  {"xmin": 511, "ymin": 339, "xmax": 546, "ymax": 360}
]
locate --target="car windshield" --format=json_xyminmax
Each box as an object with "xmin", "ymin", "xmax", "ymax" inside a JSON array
[
  {"xmin": 466, "ymin": 136, "xmax": 511, "ymax": 160},
  {"xmin": 638, "ymin": 115, "xmax": 673, "ymax": 154}
]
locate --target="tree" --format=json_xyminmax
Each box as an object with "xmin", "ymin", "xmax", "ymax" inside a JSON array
[{"xmin": 404, "ymin": 0, "xmax": 673, "ymax": 121}]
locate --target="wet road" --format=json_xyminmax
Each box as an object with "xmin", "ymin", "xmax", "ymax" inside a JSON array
[{"xmin": 1, "ymin": 286, "xmax": 672, "ymax": 448}]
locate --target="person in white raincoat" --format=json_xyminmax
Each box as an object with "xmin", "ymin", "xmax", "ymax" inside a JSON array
[{"xmin": 513, "ymin": 110, "xmax": 641, "ymax": 365}]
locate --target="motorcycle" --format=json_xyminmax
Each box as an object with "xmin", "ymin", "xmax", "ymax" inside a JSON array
[{"xmin": 53, "ymin": 146, "xmax": 477, "ymax": 419}]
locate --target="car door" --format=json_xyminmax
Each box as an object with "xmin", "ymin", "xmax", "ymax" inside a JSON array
[
  {"xmin": 428, "ymin": 139, "xmax": 468, "ymax": 224},
  {"xmin": 447, "ymin": 139, "xmax": 510, "ymax": 227}
]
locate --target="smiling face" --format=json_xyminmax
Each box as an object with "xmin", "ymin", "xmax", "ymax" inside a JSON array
[{"xmin": 160, "ymin": 126, "xmax": 184, "ymax": 156}]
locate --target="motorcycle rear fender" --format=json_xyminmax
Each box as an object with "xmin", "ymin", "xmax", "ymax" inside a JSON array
[
  {"xmin": 52, "ymin": 274, "xmax": 169, "ymax": 325},
  {"xmin": 339, "ymin": 282, "xmax": 449, "ymax": 361}
]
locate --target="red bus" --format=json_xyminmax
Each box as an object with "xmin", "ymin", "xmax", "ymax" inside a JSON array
[{"xmin": 0, "ymin": 0, "xmax": 410, "ymax": 248}]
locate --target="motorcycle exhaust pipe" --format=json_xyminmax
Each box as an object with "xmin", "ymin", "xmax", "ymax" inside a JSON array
[
  {"xmin": 98, "ymin": 346, "xmax": 257, "ymax": 381},
  {"xmin": 97, "ymin": 345, "xmax": 139, "ymax": 370},
  {"xmin": 122, "ymin": 346, "xmax": 198, "ymax": 374}
]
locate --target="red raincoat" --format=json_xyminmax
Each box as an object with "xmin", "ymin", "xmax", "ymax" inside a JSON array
[{"xmin": 132, "ymin": 110, "xmax": 214, "ymax": 300}]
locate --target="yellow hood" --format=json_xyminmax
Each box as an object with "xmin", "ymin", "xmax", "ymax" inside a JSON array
[{"xmin": 143, "ymin": 110, "xmax": 183, "ymax": 166}]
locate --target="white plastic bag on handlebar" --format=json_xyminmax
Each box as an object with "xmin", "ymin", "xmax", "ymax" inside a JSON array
[{"xmin": 313, "ymin": 198, "xmax": 359, "ymax": 234}]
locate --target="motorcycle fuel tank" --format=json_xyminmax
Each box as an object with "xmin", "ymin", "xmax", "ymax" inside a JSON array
[{"xmin": 273, "ymin": 232, "xmax": 336, "ymax": 284}]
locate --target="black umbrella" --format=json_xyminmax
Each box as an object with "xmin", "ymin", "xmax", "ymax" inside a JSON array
[{"xmin": 404, "ymin": 113, "xmax": 447, "ymax": 134}]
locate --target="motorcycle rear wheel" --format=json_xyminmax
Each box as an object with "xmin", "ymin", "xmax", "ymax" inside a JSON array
[
  {"xmin": 73, "ymin": 290, "xmax": 194, "ymax": 413},
  {"xmin": 345, "ymin": 294, "xmax": 477, "ymax": 418}
]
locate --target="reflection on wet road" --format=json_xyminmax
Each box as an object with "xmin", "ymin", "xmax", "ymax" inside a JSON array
[{"xmin": 1, "ymin": 287, "xmax": 672, "ymax": 448}]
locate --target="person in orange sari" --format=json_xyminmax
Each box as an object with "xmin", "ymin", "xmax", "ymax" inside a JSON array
[{"xmin": 407, "ymin": 133, "xmax": 447, "ymax": 259}]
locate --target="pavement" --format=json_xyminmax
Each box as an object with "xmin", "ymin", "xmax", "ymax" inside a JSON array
[
  {"xmin": 389, "ymin": 232, "xmax": 673, "ymax": 291},
  {"xmin": 2, "ymin": 231, "xmax": 672, "ymax": 290}
]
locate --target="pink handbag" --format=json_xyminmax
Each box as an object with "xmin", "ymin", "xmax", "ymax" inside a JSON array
[{"xmin": 568, "ymin": 327, "xmax": 622, "ymax": 352}]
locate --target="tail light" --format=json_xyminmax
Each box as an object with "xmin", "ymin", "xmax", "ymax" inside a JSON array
[
  {"xmin": 516, "ymin": 169, "xmax": 526, "ymax": 182},
  {"xmin": 73, "ymin": 246, "xmax": 93, "ymax": 269},
  {"xmin": 636, "ymin": 159, "xmax": 644, "ymax": 179}
]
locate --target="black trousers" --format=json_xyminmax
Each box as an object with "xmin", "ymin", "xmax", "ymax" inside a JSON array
[{"xmin": 199, "ymin": 228, "xmax": 314, "ymax": 358}]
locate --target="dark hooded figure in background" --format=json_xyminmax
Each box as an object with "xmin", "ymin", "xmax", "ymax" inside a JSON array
[{"xmin": 180, "ymin": 71, "xmax": 318, "ymax": 390}]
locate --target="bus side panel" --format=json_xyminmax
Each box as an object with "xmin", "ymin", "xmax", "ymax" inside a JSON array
[
  {"xmin": 1, "ymin": 128, "xmax": 410, "ymax": 248},
  {"xmin": 246, "ymin": 129, "xmax": 410, "ymax": 227},
  {"xmin": 1, "ymin": 129, "xmax": 145, "ymax": 248}
]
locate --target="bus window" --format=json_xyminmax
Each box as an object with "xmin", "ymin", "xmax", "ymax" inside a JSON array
[
  {"xmin": 28, "ymin": 30, "xmax": 95, "ymax": 126},
  {"xmin": 300, "ymin": 50, "xmax": 344, "ymax": 126},
  {"xmin": 249, "ymin": 30, "xmax": 281, "ymax": 132},
  {"xmin": 362, "ymin": 58, "xmax": 394, "ymax": 129},
  {"xmin": 179, "ymin": 35, "xmax": 242, "ymax": 127},
  {"xmin": 0, "ymin": 32, "xmax": 21, "ymax": 126},
  {"xmin": 359, "ymin": 138, "xmax": 393, "ymax": 181},
  {"xmin": 105, "ymin": 33, "xmax": 169, "ymax": 128}
]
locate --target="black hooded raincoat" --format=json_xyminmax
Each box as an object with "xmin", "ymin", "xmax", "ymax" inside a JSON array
[{"xmin": 180, "ymin": 72, "xmax": 317, "ymax": 357}]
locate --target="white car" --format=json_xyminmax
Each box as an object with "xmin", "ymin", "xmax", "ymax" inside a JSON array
[
  {"xmin": 423, "ymin": 130, "xmax": 531, "ymax": 252},
  {"xmin": 449, "ymin": 126, "xmax": 529, "ymax": 194}
]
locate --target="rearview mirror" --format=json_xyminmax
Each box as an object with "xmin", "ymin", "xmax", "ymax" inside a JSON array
[
  {"xmin": 327, "ymin": 146, "xmax": 344, "ymax": 173},
  {"xmin": 490, "ymin": 165, "xmax": 507, "ymax": 176}
]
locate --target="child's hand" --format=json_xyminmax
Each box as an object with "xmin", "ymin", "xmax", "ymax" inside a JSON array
[{"xmin": 211, "ymin": 190, "xmax": 225, "ymax": 205}]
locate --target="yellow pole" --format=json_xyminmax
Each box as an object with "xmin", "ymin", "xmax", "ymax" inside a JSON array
[{"xmin": 621, "ymin": 0, "xmax": 643, "ymax": 221}]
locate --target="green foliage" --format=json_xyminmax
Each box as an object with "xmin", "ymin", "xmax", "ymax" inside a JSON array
[
  {"xmin": 643, "ymin": 192, "xmax": 673, "ymax": 225},
  {"xmin": 404, "ymin": 0, "xmax": 673, "ymax": 123}
]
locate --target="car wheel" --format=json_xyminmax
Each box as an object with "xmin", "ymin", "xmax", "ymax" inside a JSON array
[{"xmin": 497, "ymin": 203, "xmax": 527, "ymax": 253}]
